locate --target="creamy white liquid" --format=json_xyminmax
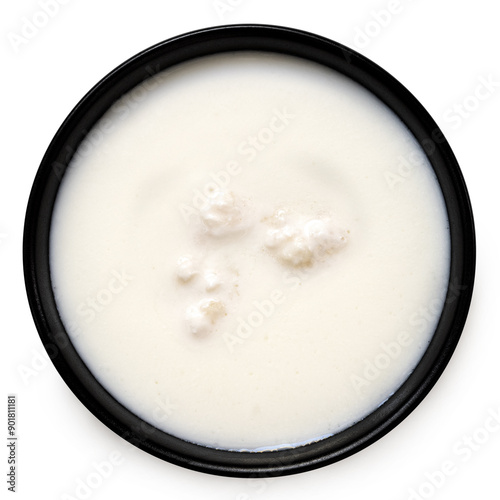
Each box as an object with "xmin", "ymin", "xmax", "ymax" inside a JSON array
[{"xmin": 50, "ymin": 52, "xmax": 450, "ymax": 450}]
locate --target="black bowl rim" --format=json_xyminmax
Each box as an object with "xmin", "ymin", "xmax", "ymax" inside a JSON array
[{"xmin": 23, "ymin": 23, "xmax": 475, "ymax": 478}]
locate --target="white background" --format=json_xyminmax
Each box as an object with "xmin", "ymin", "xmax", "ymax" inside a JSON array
[{"xmin": 2, "ymin": 1, "xmax": 499, "ymax": 499}]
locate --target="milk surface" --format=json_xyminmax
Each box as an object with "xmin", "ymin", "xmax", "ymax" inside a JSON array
[{"xmin": 50, "ymin": 52, "xmax": 450, "ymax": 450}]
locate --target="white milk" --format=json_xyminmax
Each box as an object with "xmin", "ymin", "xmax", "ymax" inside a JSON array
[{"xmin": 50, "ymin": 52, "xmax": 450, "ymax": 450}]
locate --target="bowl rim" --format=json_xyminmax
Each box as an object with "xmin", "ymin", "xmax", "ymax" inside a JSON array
[{"xmin": 23, "ymin": 23, "xmax": 476, "ymax": 477}]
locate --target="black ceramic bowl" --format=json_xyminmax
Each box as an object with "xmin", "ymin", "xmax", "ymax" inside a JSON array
[{"xmin": 23, "ymin": 24, "xmax": 475, "ymax": 477}]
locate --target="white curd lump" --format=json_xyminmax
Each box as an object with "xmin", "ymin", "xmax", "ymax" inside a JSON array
[{"xmin": 50, "ymin": 52, "xmax": 450, "ymax": 450}]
